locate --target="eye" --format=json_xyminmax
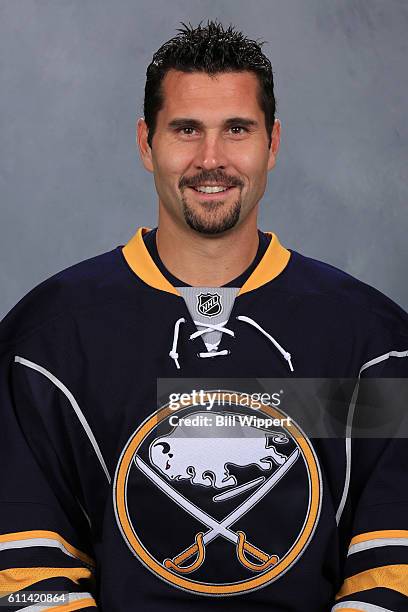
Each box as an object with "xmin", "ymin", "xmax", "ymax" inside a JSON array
[
  {"xmin": 229, "ymin": 126, "xmax": 248, "ymax": 135},
  {"xmin": 178, "ymin": 127, "xmax": 198, "ymax": 136}
]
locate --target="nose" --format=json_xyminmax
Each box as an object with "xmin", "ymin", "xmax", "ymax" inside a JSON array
[{"xmin": 194, "ymin": 132, "xmax": 227, "ymax": 170}]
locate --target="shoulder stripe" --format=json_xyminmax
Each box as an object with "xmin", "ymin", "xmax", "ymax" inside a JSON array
[
  {"xmin": 15, "ymin": 592, "xmax": 96, "ymax": 611},
  {"xmin": 0, "ymin": 531, "xmax": 95, "ymax": 568},
  {"xmin": 360, "ymin": 350, "xmax": 408, "ymax": 374},
  {"xmin": 14, "ymin": 356, "xmax": 111, "ymax": 484},
  {"xmin": 336, "ymin": 564, "xmax": 408, "ymax": 599},
  {"xmin": 332, "ymin": 602, "xmax": 393, "ymax": 612},
  {"xmin": 336, "ymin": 347, "xmax": 408, "ymax": 525},
  {"xmin": 335, "ymin": 381, "xmax": 359, "ymax": 525}
]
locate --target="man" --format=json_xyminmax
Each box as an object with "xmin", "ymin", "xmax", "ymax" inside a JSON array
[{"xmin": 1, "ymin": 21, "xmax": 407, "ymax": 612}]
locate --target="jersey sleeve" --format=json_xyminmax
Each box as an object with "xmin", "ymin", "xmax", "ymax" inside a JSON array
[
  {"xmin": 0, "ymin": 350, "xmax": 99, "ymax": 611},
  {"xmin": 332, "ymin": 327, "xmax": 408, "ymax": 611},
  {"xmin": 333, "ymin": 438, "xmax": 408, "ymax": 612}
]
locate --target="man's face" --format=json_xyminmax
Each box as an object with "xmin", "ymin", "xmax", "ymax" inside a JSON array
[{"xmin": 138, "ymin": 70, "xmax": 280, "ymax": 235}]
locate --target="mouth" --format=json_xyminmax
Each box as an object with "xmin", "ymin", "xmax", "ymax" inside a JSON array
[
  {"xmin": 165, "ymin": 460, "xmax": 171, "ymax": 470},
  {"xmin": 186, "ymin": 185, "xmax": 238, "ymax": 200}
]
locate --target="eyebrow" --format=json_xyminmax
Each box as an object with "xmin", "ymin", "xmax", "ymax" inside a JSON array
[{"xmin": 167, "ymin": 117, "xmax": 259, "ymax": 130}]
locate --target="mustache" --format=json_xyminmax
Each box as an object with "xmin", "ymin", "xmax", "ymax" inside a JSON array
[{"xmin": 179, "ymin": 170, "xmax": 244, "ymax": 190}]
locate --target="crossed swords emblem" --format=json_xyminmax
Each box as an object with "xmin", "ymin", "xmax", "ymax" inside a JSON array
[{"xmin": 134, "ymin": 448, "xmax": 299, "ymax": 574}]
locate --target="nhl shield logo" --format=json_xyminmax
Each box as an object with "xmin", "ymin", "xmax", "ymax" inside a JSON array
[
  {"xmin": 114, "ymin": 391, "xmax": 322, "ymax": 596},
  {"xmin": 197, "ymin": 293, "xmax": 223, "ymax": 317}
]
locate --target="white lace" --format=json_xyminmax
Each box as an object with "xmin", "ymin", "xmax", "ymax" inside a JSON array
[
  {"xmin": 236, "ymin": 315, "xmax": 294, "ymax": 372},
  {"xmin": 168, "ymin": 317, "xmax": 186, "ymax": 369},
  {"xmin": 169, "ymin": 315, "xmax": 294, "ymax": 372},
  {"xmin": 191, "ymin": 320, "xmax": 233, "ymax": 359}
]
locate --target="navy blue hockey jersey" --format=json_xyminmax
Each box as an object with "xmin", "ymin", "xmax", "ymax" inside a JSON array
[{"xmin": 1, "ymin": 227, "xmax": 408, "ymax": 611}]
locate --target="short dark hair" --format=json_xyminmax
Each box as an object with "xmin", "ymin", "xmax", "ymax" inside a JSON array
[{"xmin": 144, "ymin": 21, "xmax": 276, "ymax": 148}]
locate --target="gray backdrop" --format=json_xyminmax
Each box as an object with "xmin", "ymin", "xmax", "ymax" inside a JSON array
[{"xmin": 1, "ymin": 0, "xmax": 407, "ymax": 318}]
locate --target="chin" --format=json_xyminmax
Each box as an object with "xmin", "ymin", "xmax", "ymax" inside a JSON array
[{"xmin": 182, "ymin": 199, "xmax": 241, "ymax": 235}]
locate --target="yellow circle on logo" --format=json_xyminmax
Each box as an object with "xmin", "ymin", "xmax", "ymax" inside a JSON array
[{"xmin": 114, "ymin": 391, "xmax": 322, "ymax": 596}]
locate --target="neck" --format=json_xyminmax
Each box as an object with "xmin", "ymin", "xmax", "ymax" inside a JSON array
[{"xmin": 156, "ymin": 208, "xmax": 259, "ymax": 287}]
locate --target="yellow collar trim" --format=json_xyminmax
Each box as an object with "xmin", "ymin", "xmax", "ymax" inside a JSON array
[
  {"xmin": 122, "ymin": 227, "xmax": 291, "ymax": 296},
  {"xmin": 238, "ymin": 232, "xmax": 291, "ymax": 295},
  {"xmin": 123, "ymin": 227, "xmax": 180, "ymax": 295}
]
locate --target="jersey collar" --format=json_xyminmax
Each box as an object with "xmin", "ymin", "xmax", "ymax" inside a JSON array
[{"xmin": 122, "ymin": 227, "xmax": 291, "ymax": 296}]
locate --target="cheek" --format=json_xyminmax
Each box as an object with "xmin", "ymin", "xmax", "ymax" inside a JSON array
[
  {"xmin": 229, "ymin": 145, "xmax": 270, "ymax": 179},
  {"xmin": 236, "ymin": 162, "xmax": 269, "ymax": 190},
  {"xmin": 154, "ymin": 144, "xmax": 195, "ymax": 178}
]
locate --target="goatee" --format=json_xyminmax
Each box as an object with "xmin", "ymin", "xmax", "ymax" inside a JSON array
[{"xmin": 182, "ymin": 198, "xmax": 241, "ymax": 235}]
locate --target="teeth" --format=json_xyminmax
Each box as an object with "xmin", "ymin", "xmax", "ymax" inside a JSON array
[{"xmin": 195, "ymin": 185, "xmax": 229, "ymax": 193}]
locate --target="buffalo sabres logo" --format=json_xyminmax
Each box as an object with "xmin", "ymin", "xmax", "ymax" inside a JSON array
[
  {"xmin": 114, "ymin": 392, "xmax": 322, "ymax": 596},
  {"xmin": 196, "ymin": 293, "xmax": 223, "ymax": 317}
]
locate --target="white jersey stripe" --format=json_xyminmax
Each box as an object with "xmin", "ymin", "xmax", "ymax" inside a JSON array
[
  {"xmin": 335, "ymin": 349, "xmax": 408, "ymax": 525},
  {"xmin": 14, "ymin": 356, "xmax": 111, "ymax": 484},
  {"xmin": 360, "ymin": 350, "xmax": 408, "ymax": 375},
  {"xmin": 0, "ymin": 537, "xmax": 94, "ymax": 569},
  {"xmin": 335, "ymin": 380, "xmax": 359, "ymax": 525},
  {"xmin": 331, "ymin": 601, "xmax": 394, "ymax": 612},
  {"xmin": 15, "ymin": 592, "xmax": 95, "ymax": 611},
  {"xmin": 349, "ymin": 537, "xmax": 408, "ymax": 556}
]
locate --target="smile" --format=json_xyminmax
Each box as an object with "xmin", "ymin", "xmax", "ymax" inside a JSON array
[
  {"xmin": 194, "ymin": 185, "xmax": 230, "ymax": 193},
  {"xmin": 188, "ymin": 185, "xmax": 237, "ymax": 198}
]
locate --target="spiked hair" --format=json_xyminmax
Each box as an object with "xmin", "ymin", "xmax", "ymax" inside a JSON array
[{"xmin": 144, "ymin": 21, "xmax": 276, "ymax": 147}]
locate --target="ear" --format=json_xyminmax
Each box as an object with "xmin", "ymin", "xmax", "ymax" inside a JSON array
[
  {"xmin": 267, "ymin": 118, "xmax": 281, "ymax": 171},
  {"xmin": 137, "ymin": 118, "xmax": 154, "ymax": 172}
]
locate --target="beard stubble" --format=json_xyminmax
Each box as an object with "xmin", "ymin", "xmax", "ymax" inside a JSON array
[{"xmin": 181, "ymin": 193, "xmax": 242, "ymax": 235}]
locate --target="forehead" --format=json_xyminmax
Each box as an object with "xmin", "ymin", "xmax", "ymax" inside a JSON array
[{"xmin": 158, "ymin": 70, "xmax": 263, "ymax": 119}]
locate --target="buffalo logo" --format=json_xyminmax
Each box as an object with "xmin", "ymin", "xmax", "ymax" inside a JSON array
[
  {"xmin": 196, "ymin": 293, "xmax": 223, "ymax": 317},
  {"xmin": 150, "ymin": 414, "xmax": 288, "ymax": 489},
  {"xmin": 114, "ymin": 392, "xmax": 322, "ymax": 596}
]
